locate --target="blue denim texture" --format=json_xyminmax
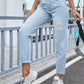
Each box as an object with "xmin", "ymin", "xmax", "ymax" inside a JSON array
[{"xmin": 19, "ymin": 0, "xmax": 68, "ymax": 74}]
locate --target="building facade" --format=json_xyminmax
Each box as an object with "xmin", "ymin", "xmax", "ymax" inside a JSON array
[{"xmin": 0, "ymin": 0, "xmax": 24, "ymax": 47}]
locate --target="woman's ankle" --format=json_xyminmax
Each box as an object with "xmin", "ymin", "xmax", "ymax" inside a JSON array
[
  {"xmin": 56, "ymin": 73, "xmax": 63, "ymax": 80},
  {"xmin": 22, "ymin": 63, "xmax": 30, "ymax": 78},
  {"xmin": 22, "ymin": 71, "xmax": 30, "ymax": 78}
]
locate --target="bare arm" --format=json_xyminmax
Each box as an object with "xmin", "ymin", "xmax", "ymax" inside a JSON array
[
  {"xmin": 68, "ymin": 0, "xmax": 81, "ymax": 22},
  {"xmin": 27, "ymin": 0, "xmax": 40, "ymax": 18},
  {"xmin": 68, "ymin": 0, "xmax": 76, "ymax": 11},
  {"xmin": 31, "ymin": 0, "xmax": 40, "ymax": 11}
]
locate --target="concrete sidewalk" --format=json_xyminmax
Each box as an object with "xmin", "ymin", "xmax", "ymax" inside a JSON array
[{"xmin": 0, "ymin": 44, "xmax": 84, "ymax": 84}]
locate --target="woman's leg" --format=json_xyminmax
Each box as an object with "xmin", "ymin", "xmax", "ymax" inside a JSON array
[
  {"xmin": 52, "ymin": 4, "xmax": 68, "ymax": 79},
  {"xmin": 19, "ymin": 6, "xmax": 52, "ymax": 78},
  {"xmin": 22, "ymin": 63, "xmax": 30, "ymax": 78}
]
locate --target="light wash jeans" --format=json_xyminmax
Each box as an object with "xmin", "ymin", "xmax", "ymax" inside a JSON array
[{"xmin": 19, "ymin": 0, "xmax": 68, "ymax": 74}]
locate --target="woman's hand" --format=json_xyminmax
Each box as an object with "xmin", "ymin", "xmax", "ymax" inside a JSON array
[
  {"xmin": 27, "ymin": 0, "xmax": 40, "ymax": 18},
  {"xmin": 72, "ymin": 10, "xmax": 81, "ymax": 22},
  {"xmin": 27, "ymin": 9, "xmax": 35, "ymax": 18}
]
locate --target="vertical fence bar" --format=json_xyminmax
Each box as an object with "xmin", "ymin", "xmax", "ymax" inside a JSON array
[
  {"xmin": 71, "ymin": 26, "xmax": 74, "ymax": 48},
  {"xmin": 41, "ymin": 28, "xmax": 43, "ymax": 57},
  {"xmin": 68, "ymin": 27, "xmax": 70, "ymax": 48},
  {"xmin": 49, "ymin": 27, "xmax": 51, "ymax": 54},
  {"xmin": 10, "ymin": 30, "xmax": 13, "ymax": 68},
  {"xmin": 74, "ymin": 25, "xmax": 77, "ymax": 46},
  {"xmin": 53, "ymin": 27, "xmax": 55, "ymax": 52},
  {"xmin": 31, "ymin": 36, "xmax": 33, "ymax": 60},
  {"xmin": 70, "ymin": 27, "xmax": 72, "ymax": 47},
  {"xmin": 39, "ymin": 29, "xmax": 41, "ymax": 41},
  {"xmin": 17, "ymin": 30, "xmax": 20, "ymax": 65},
  {"xmin": 74, "ymin": 25, "xmax": 76, "ymax": 46},
  {"xmin": 45, "ymin": 27, "xmax": 47, "ymax": 56},
  {"xmin": 73, "ymin": 24, "xmax": 77, "ymax": 46},
  {"xmin": 1, "ymin": 31, "xmax": 5, "ymax": 71},
  {"xmin": 36, "ymin": 29, "xmax": 38, "ymax": 59}
]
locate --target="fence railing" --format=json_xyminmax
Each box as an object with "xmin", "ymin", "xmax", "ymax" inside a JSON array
[{"xmin": 0, "ymin": 16, "xmax": 84, "ymax": 76}]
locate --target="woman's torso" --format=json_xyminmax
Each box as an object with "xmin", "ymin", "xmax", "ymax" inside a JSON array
[{"xmin": 39, "ymin": 0, "xmax": 67, "ymax": 13}]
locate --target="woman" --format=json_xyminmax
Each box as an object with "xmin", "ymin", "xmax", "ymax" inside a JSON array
[{"xmin": 19, "ymin": 0, "xmax": 81, "ymax": 84}]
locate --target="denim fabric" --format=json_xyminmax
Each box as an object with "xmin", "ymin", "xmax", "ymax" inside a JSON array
[{"xmin": 19, "ymin": 0, "xmax": 68, "ymax": 74}]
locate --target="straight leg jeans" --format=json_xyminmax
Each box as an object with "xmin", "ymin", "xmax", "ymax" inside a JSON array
[{"xmin": 19, "ymin": 0, "xmax": 68, "ymax": 74}]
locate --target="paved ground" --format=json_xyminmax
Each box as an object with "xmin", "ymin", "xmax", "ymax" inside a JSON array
[
  {"xmin": 15, "ymin": 55, "xmax": 84, "ymax": 84},
  {"xmin": 63, "ymin": 58, "xmax": 84, "ymax": 84},
  {"xmin": 40, "ymin": 56, "xmax": 84, "ymax": 84}
]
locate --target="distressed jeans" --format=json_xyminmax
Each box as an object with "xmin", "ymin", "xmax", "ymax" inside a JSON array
[{"xmin": 19, "ymin": 0, "xmax": 68, "ymax": 74}]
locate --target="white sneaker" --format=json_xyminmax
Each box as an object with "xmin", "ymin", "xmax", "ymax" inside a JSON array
[
  {"xmin": 52, "ymin": 76, "xmax": 64, "ymax": 84},
  {"xmin": 20, "ymin": 70, "xmax": 38, "ymax": 84}
]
